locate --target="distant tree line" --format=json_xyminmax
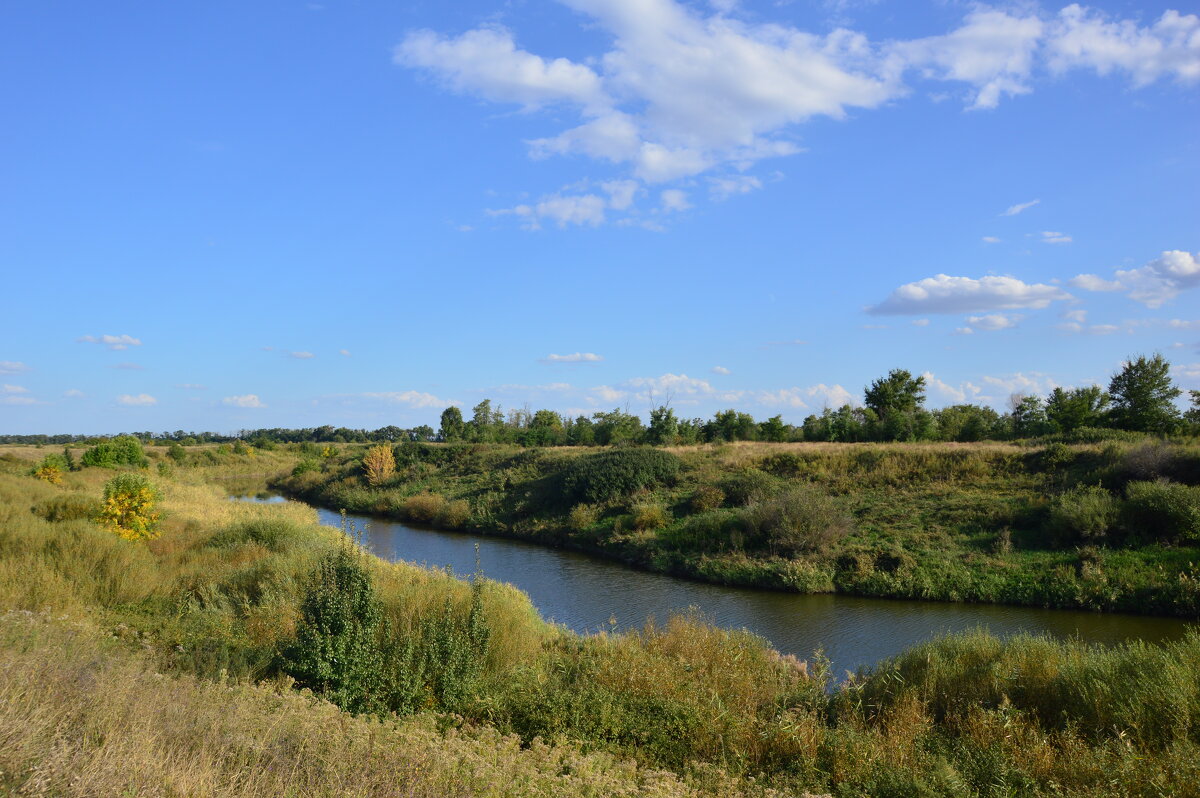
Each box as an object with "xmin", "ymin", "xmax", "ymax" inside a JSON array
[{"xmin": 3, "ymin": 354, "xmax": 1197, "ymax": 447}]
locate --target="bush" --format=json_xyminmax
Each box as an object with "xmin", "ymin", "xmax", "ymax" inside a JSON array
[
  {"xmin": 741, "ymin": 486, "xmax": 852, "ymax": 557},
  {"xmin": 719, "ymin": 469, "xmax": 779, "ymax": 506},
  {"xmin": 630, "ymin": 503, "xmax": 670, "ymax": 531},
  {"xmin": 560, "ymin": 448, "xmax": 680, "ymax": 504},
  {"xmin": 435, "ymin": 499, "xmax": 471, "ymax": 529},
  {"xmin": 404, "ymin": 493, "xmax": 447, "ymax": 524},
  {"xmin": 662, "ymin": 511, "xmax": 738, "ymax": 553},
  {"xmin": 31, "ymin": 453, "xmax": 69, "ymax": 485},
  {"xmin": 362, "ymin": 445, "xmax": 396, "ymax": 487},
  {"xmin": 689, "ymin": 486, "xmax": 726, "ymax": 513},
  {"xmin": 1122, "ymin": 480, "xmax": 1200, "ymax": 544},
  {"xmin": 291, "ymin": 458, "xmax": 320, "ymax": 477},
  {"xmin": 80, "ymin": 436, "xmax": 148, "ymax": 469},
  {"xmin": 567, "ymin": 503, "xmax": 599, "ymax": 532},
  {"xmin": 96, "ymin": 473, "xmax": 162, "ymax": 541},
  {"xmin": 1047, "ymin": 485, "xmax": 1119, "ymax": 545}
]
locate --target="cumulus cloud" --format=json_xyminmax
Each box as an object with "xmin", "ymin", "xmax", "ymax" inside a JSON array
[
  {"xmin": 922, "ymin": 372, "xmax": 980, "ymax": 403},
  {"xmin": 117, "ymin": 394, "xmax": 157, "ymax": 406},
  {"xmin": 711, "ymin": 366, "xmax": 732, "ymax": 375},
  {"xmin": 660, "ymin": 189, "xmax": 691, "ymax": 212},
  {"xmin": 78, "ymin": 334, "xmax": 141, "ymax": 351},
  {"xmin": 709, "ymin": 175, "xmax": 762, "ymax": 200},
  {"xmin": 1001, "ymin": 199, "xmax": 1040, "ymax": 216},
  {"xmin": 869, "ymin": 274, "xmax": 1071, "ymax": 315},
  {"xmin": 0, "ymin": 361, "xmax": 29, "ymax": 375},
  {"xmin": 541, "ymin": 352, "xmax": 604, "ymax": 363},
  {"xmin": 626, "ymin": 373, "xmax": 715, "ymax": 396},
  {"xmin": 360, "ymin": 391, "xmax": 453, "ymax": 408},
  {"xmin": 1070, "ymin": 250, "xmax": 1200, "ymax": 307},
  {"xmin": 398, "ymin": 3, "xmax": 1199, "ymax": 225},
  {"xmin": 223, "ymin": 394, "xmax": 266, "ymax": 408},
  {"xmin": 756, "ymin": 384, "xmax": 856, "ymax": 409},
  {"xmin": 966, "ymin": 313, "xmax": 1021, "ymax": 331},
  {"xmin": 592, "ymin": 385, "xmax": 628, "ymax": 403}
]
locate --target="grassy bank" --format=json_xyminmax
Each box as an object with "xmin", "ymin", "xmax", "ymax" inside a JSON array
[
  {"xmin": 270, "ymin": 439, "xmax": 1200, "ymax": 616},
  {"xmin": 2, "ymin": 448, "xmax": 1199, "ymax": 795}
]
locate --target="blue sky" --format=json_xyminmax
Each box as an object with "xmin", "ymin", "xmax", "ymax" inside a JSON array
[{"xmin": 1, "ymin": 0, "xmax": 1197, "ymax": 434}]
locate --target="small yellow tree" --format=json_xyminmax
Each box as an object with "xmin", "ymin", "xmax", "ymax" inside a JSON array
[
  {"xmin": 97, "ymin": 473, "xmax": 162, "ymax": 541},
  {"xmin": 362, "ymin": 445, "xmax": 396, "ymax": 487},
  {"xmin": 32, "ymin": 454, "xmax": 67, "ymax": 485}
]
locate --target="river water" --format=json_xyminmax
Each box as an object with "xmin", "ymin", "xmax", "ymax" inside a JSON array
[{"xmin": 246, "ymin": 495, "xmax": 1192, "ymax": 676}]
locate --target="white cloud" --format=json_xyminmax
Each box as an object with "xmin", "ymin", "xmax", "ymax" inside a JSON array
[
  {"xmin": 982, "ymin": 236, "xmax": 1001, "ymax": 244},
  {"xmin": 869, "ymin": 273, "xmax": 1071, "ymax": 315},
  {"xmin": 601, "ymin": 179, "xmax": 639, "ymax": 210},
  {"xmin": 955, "ymin": 326, "xmax": 976, "ymax": 335},
  {"xmin": 1062, "ymin": 308, "xmax": 1088, "ymax": 323},
  {"xmin": 626, "ymin": 373, "xmax": 714, "ymax": 396},
  {"xmin": 911, "ymin": 318, "xmax": 930, "ymax": 327},
  {"xmin": 711, "ymin": 366, "xmax": 731, "ymax": 375},
  {"xmin": 117, "ymin": 394, "xmax": 157, "ymax": 407},
  {"xmin": 1040, "ymin": 230, "xmax": 1073, "ymax": 244},
  {"xmin": 922, "ymin": 372, "xmax": 978, "ymax": 403},
  {"xmin": 78, "ymin": 334, "xmax": 141, "ymax": 351},
  {"xmin": 64, "ymin": 389, "xmax": 85, "ymax": 398},
  {"xmin": 1071, "ymin": 250, "xmax": 1200, "ymax": 307},
  {"xmin": 1169, "ymin": 319, "xmax": 1200, "ymax": 329},
  {"xmin": 1089, "ymin": 324, "xmax": 1121, "ymax": 335},
  {"xmin": 709, "ymin": 175, "xmax": 762, "ymax": 200},
  {"xmin": 755, "ymin": 383, "xmax": 856, "ymax": 410},
  {"xmin": 339, "ymin": 349, "xmax": 352, "ymax": 357},
  {"xmin": 290, "ymin": 351, "xmax": 315, "ymax": 359},
  {"xmin": 2, "ymin": 384, "xmax": 28, "ymax": 394},
  {"xmin": 660, "ymin": 189, "xmax": 691, "ymax": 212},
  {"xmin": 966, "ymin": 313, "xmax": 1021, "ymax": 330},
  {"xmin": 1001, "ymin": 199, "xmax": 1040, "ymax": 216},
  {"xmin": 175, "ymin": 383, "xmax": 206, "ymax": 390},
  {"xmin": 592, "ymin": 385, "xmax": 627, "ymax": 403},
  {"xmin": 1046, "ymin": 6, "xmax": 1200, "ymax": 86},
  {"xmin": 541, "ymin": 352, "xmax": 604, "ymax": 363},
  {"xmin": 110, "ymin": 362, "xmax": 144, "ymax": 371},
  {"xmin": 0, "ymin": 361, "xmax": 29, "ymax": 375},
  {"xmin": 981, "ymin": 372, "xmax": 1057, "ymax": 397},
  {"xmin": 1175, "ymin": 362, "xmax": 1200, "ymax": 381},
  {"xmin": 360, "ymin": 391, "xmax": 451, "ymax": 408},
  {"xmin": 1, "ymin": 396, "xmax": 36, "ymax": 406},
  {"xmin": 223, "ymin": 394, "xmax": 267, "ymax": 408}
]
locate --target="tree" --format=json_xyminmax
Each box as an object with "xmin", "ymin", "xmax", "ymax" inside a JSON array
[
  {"xmin": 864, "ymin": 369, "xmax": 927, "ymax": 440},
  {"xmin": 526, "ymin": 409, "xmax": 565, "ymax": 446},
  {"xmin": 1010, "ymin": 395, "xmax": 1052, "ymax": 438},
  {"xmin": 362, "ymin": 445, "xmax": 396, "ymax": 486},
  {"xmin": 97, "ymin": 473, "xmax": 162, "ymax": 541},
  {"xmin": 646, "ymin": 406, "xmax": 679, "ymax": 446},
  {"xmin": 1107, "ymin": 354, "xmax": 1181, "ymax": 433},
  {"xmin": 439, "ymin": 406, "xmax": 465, "ymax": 442},
  {"xmin": 470, "ymin": 399, "xmax": 496, "ymax": 442},
  {"xmin": 1045, "ymin": 386, "xmax": 1110, "ymax": 432},
  {"xmin": 759, "ymin": 414, "xmax": 787, "ymax": 442},
  {"xmin": 1186, "ymin": 390, "xmax": 1200, "ymax": 427}
]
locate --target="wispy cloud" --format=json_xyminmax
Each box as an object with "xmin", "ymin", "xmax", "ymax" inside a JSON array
[
  {"xmin": 1040, "ymin": 230, "xmax": 1072, "ymax": 244},
  {"xmin": 339, "ymin": 349, "xmax": 352, "ymax": 357},
  {"xmin": 290, "ymin": 351, "xmax": 315, "ymax": 360},
  {"xmin": 78, "ymin": 334, "xmax": 142, "ymax": 351},
  {"xmin": 117, "ymin": 394, "xmax": 157, "ymax": 406},
  {"xmin": 109, "ymin": 362, "xmax": 145, "ymax": 371},
  {"xmin": 359, "ymin": 391, "xmax": 455, "ymax": 408},
  {"xmin": 540, "ymin": 352, "xmax": 604, "ymax": 364},
  {"xmin": 223, "ymin": 394, "xmax": 266, "ymax": 408},
  {"xmin": 175, "ymin": 383, "xmax": 207, "ymax": 390},
  {"xmin": 1001, "ymin": 199, "xmax": 1040, "ymax": 216},
  {"xmin": 0, "ymin": 361, "xmax": 30, "ymax": 375},
  {"xmin": 2, "ymin": 384, "xmax": 28, "ymax": 394}
]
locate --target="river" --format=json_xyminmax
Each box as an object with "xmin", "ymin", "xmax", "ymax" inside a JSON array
[{"xmin": 246, "ymin": 495, "xmax": 1192, "ymax": 676}]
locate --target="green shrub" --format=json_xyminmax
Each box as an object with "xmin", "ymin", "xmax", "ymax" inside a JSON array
[
  {"xmin": 80, "ymin": 436, "xmax": 148, "ymax": 469},
  {"xmin": 207, "ymin": 518, "xmax": 305, "ymax": 552},
  {"xmin": 418, "ymin": 580, "xmax": 491, "ymax": 712},
  {"xmin": 1122, "ymin": 480, "xmax": 1200, "ymax": 543},
  {"xmin": 278, "ymin": 547, "xmax": 386, "ymax": 716},
  {"xmin": 661, "ymin": 511, "xmax": 737, "ymax": 553},
  {"xmin": 560, "ymin": 448, "xmax": 680, "ymax": 504},
  {"xmin": 719, "ymin": 469, "xmax": 778, "ymax": 506},
  {"xmin": 97, "ymin": 473, "xmax": 162, "ymax": 540},
  {"xmin": 404, "ymin": 493, "xmax": 447, "ymax": 524},
  {"xmin": 1047, "ymin": 485, "xmax": 1119, "ymax": 545},
  {"xmin": 291, "ymin": 458, "xmax": 319, "ymax": 477},
  {"xmin": 689, "ymin": 486, "xmax": 726, "ymax": 513},
  {"xmin": 741, "ymin": 486, "xmax": 852, "ymax": 556},
  {"xmin": 567, "ymin": 503, "xmax": 599, "ymax": 532},
  {"xmin": 630, "ymin": 503, "xmax": 670, "ymax": 531},
  {"xmin": 434, "ymin": 499, "xmax": 471, "ymax": 529}
]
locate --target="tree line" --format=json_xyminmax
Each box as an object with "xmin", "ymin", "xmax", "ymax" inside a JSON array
[{"xmin": 2, "ymin": 354, "xmax": 1196, "ymax": 447}]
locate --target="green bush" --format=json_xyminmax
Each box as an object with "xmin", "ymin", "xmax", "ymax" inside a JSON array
[
  {"xmin": 718, "ymin": 469, "xmax": 778, "ymax": 506},
  {"xmin": 207, "ymin": 518, "xmax": 306, "ymax": 552},
  {"xmin": 32, "ymin": 493, "xmax": 100, "ymax": 523},
  {"xmin": 1047, "ymin": 485, "xmax": 1119, "ymax": 545},
  {"xmin": 80, "ymin": 436, "xmax": 149, "ymax": 469},
  {"xmin": 630, "ymin": 503, "xmax": 670, "ymax": 531},
  {"xmin": 291, "ymin": 458, "xmax": 320, "ymax": 477},
  {"xmin": 688, "ymin": 486, "xmax": 726, "ymax": 513},
  {"xmin": 660, "ymin": 511, "xmax": 737, "ymax": 553},
  {"xmin": 560, "ymin": 448, "xmax": 680, "ymax": 504},
  {"xmin": 567, "ymin": 503, "xmax": 599, "ymax": 532},
  {"xmin": 741, "ymin": 486, "xmax": 853, "ymax": 556},
  {"xmin": 1122, "ymin": 480, "xmax": 1200, "ymax": 543}
]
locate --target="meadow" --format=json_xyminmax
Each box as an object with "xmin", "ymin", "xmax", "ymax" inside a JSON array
[{"xmin": 1, "ymin": 441, "xmax": 1198, "ymax": 795}]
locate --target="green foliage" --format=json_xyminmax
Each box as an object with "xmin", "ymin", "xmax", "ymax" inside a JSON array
[
  {"xmin": 864, "ymin": 369, "xmax": 926, "ymax": 421},
  {"xmin": 279, "ymin": 547, "xmax": 386, "ymax": 715},
  {"xmin": 630, "ymin": 503, "xmax": 670, "ymax": 531},
  {"xmin": 567, "ymin": 503, "xmax": 600, "ymax": 532},
  {"xmin": 32, "ymin": 493, "xmax": 101, "ymax": 523},
  {"xmin": 1047, "ymin": 486, "xmax": 1118, "ymax": 545},
  {"xmin": 740, "ymin": 486, "xmax": 853, "ymax": 556},
  {"xmin": 439, "ymin": 405, "xmax": 466, "ymax": 442},
  {"xmin": 418, "ymin": 580, "xmax": 491, "ymax": 711},
  {"xmin": 1046, "ymin": 385, "xmax": 1110, "ymax": 432},
  {"xmin": 689, "ymin": 485, "xmax": 726, "ymax": 512},
  {"xmin": 645, "ymin": 406, "xmax": 679, "ymax": 446},
  {"xmin": 291, "ymin": 458, "xmax": 319, "ymax": 477},
  {"xmin": 1108, "ymin": 353, "xmax": 1182, "ymax": 433},
  {"xmin": 560, "ymin": 448, "xmax": 680, "ymax": 504},
  {"xmin": 1122, "ymin": 481, "xmax": 1200, "ymax": 544},
  {"xmin": 80, "ymin": 435, "xmax": 149, "ymax": 469},
  {"xmin": 718, "ymin": 469, "xmax": 778, "ymax": 506}
]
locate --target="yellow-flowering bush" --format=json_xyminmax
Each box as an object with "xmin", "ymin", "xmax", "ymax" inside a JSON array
[
  {"xmin": 362, "ymin": 445, "xmax": 396, "ymax": 487},
  {"xmin": 97, "ymin": 473, "xmax": 162, "ymax": 541}
]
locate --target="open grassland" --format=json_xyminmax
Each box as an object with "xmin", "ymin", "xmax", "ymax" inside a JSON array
[
  {"xmin": 1, "ymin": 447, "xmax": 1199, "ymax": 795},
  {"xmin": 270, "ymin": 438, "xmax": 1200, "ymax": 616}
]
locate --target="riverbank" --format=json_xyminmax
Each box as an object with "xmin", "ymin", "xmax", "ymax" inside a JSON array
[
  {"xmin": 272, "ymin": 439, "xmax": 1200, "ymax": 617},
  {"xmin": 2, "ymin": 452, "xmax": 1199, "ymax": 795}
]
